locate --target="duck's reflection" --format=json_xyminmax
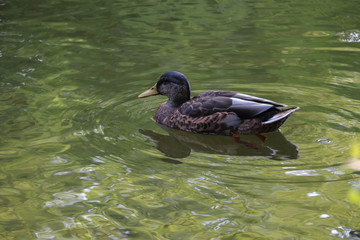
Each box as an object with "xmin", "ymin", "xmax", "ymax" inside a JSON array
[{"xmin": 140, "ymin": 125, "xmax": 299, "ymax": 160}]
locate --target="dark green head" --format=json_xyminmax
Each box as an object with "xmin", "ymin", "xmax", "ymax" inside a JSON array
[{"xmin": 138, "ymin": 71, "xmax": 191, "ymax": 107}]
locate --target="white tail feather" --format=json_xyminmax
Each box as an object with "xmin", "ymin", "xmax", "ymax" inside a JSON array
[{"xmin": 263, "ymin": 107, "xmax": 299, "ymax": 125}]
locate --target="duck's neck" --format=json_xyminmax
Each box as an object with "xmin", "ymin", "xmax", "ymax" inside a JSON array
[
  {"xmin": 166, "ymin": 99, "xmax": 184, "ymax": 108},
  {"xmin": 154, "ymin": 102, "xmax": 177, "ymax": 124},
  {"xmin": 167, "ymin": 91, "xmax": 190, "ymax": 108}
]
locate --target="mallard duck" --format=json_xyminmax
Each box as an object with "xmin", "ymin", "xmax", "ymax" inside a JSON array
[{"xmin": 138, "ymin": 71, "xmax": 299, "ymax": 135}]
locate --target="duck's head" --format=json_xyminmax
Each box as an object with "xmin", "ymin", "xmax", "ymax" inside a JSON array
[{"xmin": 138, "ymin": 71, "xmax": 191, "ymax": 107}]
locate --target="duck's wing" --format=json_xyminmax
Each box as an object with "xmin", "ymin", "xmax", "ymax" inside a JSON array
[
  {"xmin": 194, "ymin": 91, "xmax": 287, "ymax": 107},
  {"xmin": 179, "ymin": 95, "xmax": 276, "ymax": 119}
]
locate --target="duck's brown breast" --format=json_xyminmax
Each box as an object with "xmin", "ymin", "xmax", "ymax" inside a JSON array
[{"xmin": 154, "ymin": 103, "xmax": 177, "ymax": 125}]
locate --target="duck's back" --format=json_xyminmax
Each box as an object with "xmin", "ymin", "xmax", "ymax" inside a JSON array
[{"xmin": 154, "ymin": 90, "xmax": 298, "ymax": 135}]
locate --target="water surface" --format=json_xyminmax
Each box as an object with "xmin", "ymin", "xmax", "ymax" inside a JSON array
[{"xmin": 1, "ymin": 0, "xmax": 360, "ymax": 239}]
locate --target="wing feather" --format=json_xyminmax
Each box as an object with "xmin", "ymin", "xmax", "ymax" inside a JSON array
[
  {"xmin": 179, "ymin": 93, "xmax": 277, "ymax": 119},
  {"xmin": 194, "ymin": 91, "xmax": 286, "ymax": 107}
]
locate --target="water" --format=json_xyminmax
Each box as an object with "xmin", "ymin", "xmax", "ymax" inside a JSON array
[{"xmin": 1, "ymin": 0, "xmax": 360, "ymax": 239}]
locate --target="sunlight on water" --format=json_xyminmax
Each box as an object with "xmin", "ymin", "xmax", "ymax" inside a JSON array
[{"xmin": 1, "ymin": 0, "xmax": 360, "ymax": 239}]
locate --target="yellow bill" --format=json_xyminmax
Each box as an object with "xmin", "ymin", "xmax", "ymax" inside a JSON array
[{"xmin": 138, "ymin": 84, "xmax": 159, "ymax": 98}]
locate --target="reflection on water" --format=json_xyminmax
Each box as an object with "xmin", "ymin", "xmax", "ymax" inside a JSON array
[
  {"xmin": 1, "ymin": 0, "xmax": 360, "ymax": 238},
  {"xmin": 140, "ymin": 125, "xmax": 299, "ymax": 159},
  {"xmin": 331, "ymin": 226, "xmax": 360, "ymax": 239}
]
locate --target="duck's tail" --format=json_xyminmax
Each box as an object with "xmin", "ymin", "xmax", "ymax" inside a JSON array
[{"xmin": 262, "ymin": 107, "xmax": 300, "ymax": 132}]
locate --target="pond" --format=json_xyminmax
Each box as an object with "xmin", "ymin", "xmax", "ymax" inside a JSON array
[{"xmin": 1, "ymin": 0, "xmax": 360, "ymax": 239}]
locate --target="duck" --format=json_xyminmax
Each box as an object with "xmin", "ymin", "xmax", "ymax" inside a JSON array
[{"xmin": 138, "ymin": 71, "xmax": 299, "ymax": 135}]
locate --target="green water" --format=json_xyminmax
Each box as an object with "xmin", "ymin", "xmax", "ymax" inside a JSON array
[{"xmin": 1, "ymin": 0, "xmax": 360, "ymax": 239}]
